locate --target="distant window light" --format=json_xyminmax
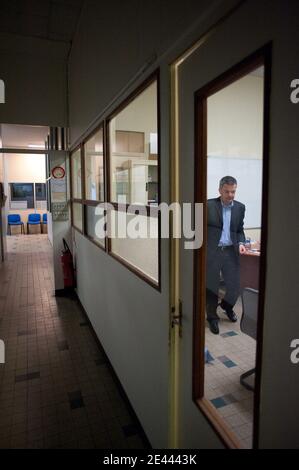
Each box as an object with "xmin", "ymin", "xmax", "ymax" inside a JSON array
[
  {"xmin": 0, "ymin": 79, "xmax": 5, "ymax": 103},
  {"xmin": 150, "ymin": 133, "xmax": 158, "ymax": 154}
]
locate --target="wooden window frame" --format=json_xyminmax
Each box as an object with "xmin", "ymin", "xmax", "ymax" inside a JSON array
[
  {"xmin": 70, "ymin": 145, "xmax": 84, "ymax": 234},
  {"xmin": 106, "ymin": 71, "xmax": 161, "ymax": 291},
  {"xmin": 69, "ymin": 71, "xmax": 161, "ymax": 291},
  {"xmin": 82, "ymin": 123, "xmax": 106, "ymax": 251},
  {"xmin": 192, "ymin": 44, "xmax": 272, "ymax": 449}
]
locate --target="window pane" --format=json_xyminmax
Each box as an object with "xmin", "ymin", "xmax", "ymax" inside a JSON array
[
  {"xmin": 71, "ymin": 148, "xmax": 82, "ymax": 199},
  {"xmin": 203, "ymin": 66, "xmax": 264, "ymax": 448},
  {"xmin": 109, "ymin": 80, "xmax": 158, "ymax": 206},
  {"xmin": 110, "ymin": 209, "xmax": 158, "ymax": 284},
  {"xmin": 72, "ymin": 202, "xmax": 83, "ymax": 231},
  {"xmin": 35, "ymin": 183, "xmax": 46, "ymax": 200},
  {"xmin": 10, "ymin": 183, "xmax": 34, "ymax": 209},
  {"xmin": 85, "ymin": 205, "xmax": 105, "ymax": 248},
  {"xmin": 84, "ymin": 128, "xmax": 104, "ymax": 201}
]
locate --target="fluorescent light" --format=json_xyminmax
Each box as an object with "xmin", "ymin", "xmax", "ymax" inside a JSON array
[{"xmin": 28, "ymin": 143, "xmax": 45, "ymax": 149}]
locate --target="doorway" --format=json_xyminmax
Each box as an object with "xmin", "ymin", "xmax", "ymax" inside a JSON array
[
  {"xmin": 192, "ymin": 50, "xmax": 270, "ymax": 448},
  {"xmin": 171, "ymin": 29, "xmax": 271, "ymax": 446}
]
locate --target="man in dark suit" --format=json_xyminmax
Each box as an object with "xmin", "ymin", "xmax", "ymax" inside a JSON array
[{"xmin": 206, "ymin": 176, "xmax": 246, "ymax": 334}]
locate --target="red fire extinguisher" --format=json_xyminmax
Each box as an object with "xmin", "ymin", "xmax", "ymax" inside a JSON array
[{"xmin": 61, "ymin": 238, "xmax": 75, "ymax": 289}]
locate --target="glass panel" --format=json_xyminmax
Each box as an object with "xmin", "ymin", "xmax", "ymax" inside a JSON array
[
  {"xmin": 84, "ymin": 128, "xmax": 104, "ymax": 201},
  {"xmin": 85, "ymin": 204, "xmax": 105, "ymax": 248},
  {"xmin": 110, "ymin": 209, "xmax": 158, "ymax": 284},
  {"xmin": 109, "ymin": 80, "xmax": 158, "ymax": 205},
  {"xmin": 71, "ymin": 148, "xmax": 82, "ymax": 199},
  {"xmin": 35, "ymin": 183, "xmax": 46, "ymax": 200},
  {"xmin": 0, "ymin": 124, "xmax": 48, "ymax": 150},
  {"xmin": 72, "ymin": 202, "xmax": 83, "ymax": 231},
  {"xmin": 204, "ymin": 66, "xmax": 264, "ymax": 449},
  {"xmin": 10, "ymin": 183, "xmax": 34, "ymax": 209}
]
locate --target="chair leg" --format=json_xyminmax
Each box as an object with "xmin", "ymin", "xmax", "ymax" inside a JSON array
[{"xmin": 240, "ymin": 368, "xmax": 255, "ymax": 391}]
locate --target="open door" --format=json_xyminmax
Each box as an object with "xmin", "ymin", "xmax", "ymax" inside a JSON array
[{"xmin": 173, "ymin": 0, "xmax": 275, "ymax": 449}]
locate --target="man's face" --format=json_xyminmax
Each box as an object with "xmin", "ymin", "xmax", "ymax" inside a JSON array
[{"xmin": 219, "ymin": 184, "xmax": 237, "ymax": 205}]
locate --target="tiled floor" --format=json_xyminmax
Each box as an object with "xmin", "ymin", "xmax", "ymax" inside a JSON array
[
  {"xmin": 0, "ymin": 235, "xmax": 147, "ymax": 449},
  {"xmin": 205, "ymin": 299, "xmax": 256, "ymax": 449}
]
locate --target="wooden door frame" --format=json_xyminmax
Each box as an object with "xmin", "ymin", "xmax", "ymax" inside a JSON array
[{"xmin": 192, "ymin": 43, "xmax": 272, "ymax": 449}]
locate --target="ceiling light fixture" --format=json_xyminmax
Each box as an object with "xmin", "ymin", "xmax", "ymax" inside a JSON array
[{"xmin": 28, "ymin": 144, "xmax": 45, "ymax": 149}]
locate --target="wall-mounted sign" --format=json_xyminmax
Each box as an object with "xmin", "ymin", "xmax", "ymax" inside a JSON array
[
  {"xmin": 51, "ymin": 163, "xmax": 67, "ymax": 203},
  {"xmin": 51, "ymin": 166, "xmax": 65, "ymax": 179},
  {"xmin": 51, "ymin": 202, "xmax": 69, "ymax": 221}
]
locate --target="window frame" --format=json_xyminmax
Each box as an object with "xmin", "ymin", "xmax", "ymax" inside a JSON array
[
  {"xmin": 35, "ymin": 182, "xmax": 47, "ymax": 201},
  {"xmin": 69, "ymin": 70, "xmax": 161, "ymax": 290},
  {"xmin": 82, "ymin": 123, "xmax": 107, "ymax": 251},
  {"xmin": 106, "ymin": 72, "xmax": 161, "ymax": 290},
  {"xmin": 192, "ymin": 45, "xmax": 272, "ymax": 449},
  {"xmin": 70, "ymin": 144, "xmax": 84, "ymax": 234}
]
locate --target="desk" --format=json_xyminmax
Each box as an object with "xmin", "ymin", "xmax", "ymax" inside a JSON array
[{"xmin": 240, "ymin": 250, "xmax": 260, "ymax": 290}]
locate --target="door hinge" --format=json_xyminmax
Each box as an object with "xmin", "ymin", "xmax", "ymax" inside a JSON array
[{"xmin": 171, "ymin": 299, "xmax": 183, "ymax": 337}]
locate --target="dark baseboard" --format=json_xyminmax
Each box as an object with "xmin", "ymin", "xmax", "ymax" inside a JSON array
[{"xmin": 55, "ymin": 288, "xmax": 77, "ymax": 298}]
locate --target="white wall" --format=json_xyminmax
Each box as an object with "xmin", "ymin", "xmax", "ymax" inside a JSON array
[
  {"xmin": 208, "ymin": 74, "xmax": 264, "ymax": 159},
  {"xmin": 5, "ymin": 154, "xmax": 46, "ymax": 183}
]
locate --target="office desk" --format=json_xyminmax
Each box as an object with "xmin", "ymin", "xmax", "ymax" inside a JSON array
[{"xmin": 240, "ymin": 250, "xmax": 260, "ymax": 290}]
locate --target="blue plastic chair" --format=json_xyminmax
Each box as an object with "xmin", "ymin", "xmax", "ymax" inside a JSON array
[
  {"xmin": 27, "ymin": 213, "xmax": 42, "ymax": 234},
  {"xmin": 7, "ymin": 214, "xmax": 25, "ymax": 235}
]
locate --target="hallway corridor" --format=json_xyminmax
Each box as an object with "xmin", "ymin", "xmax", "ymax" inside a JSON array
[{"xmin": 0, "ymin": 235, "xmax": 146, "ymax": 449}]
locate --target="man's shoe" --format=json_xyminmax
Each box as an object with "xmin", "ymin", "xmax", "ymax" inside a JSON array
[
  {"xmin": 208, "ymin": 320, "xmax": 219, "ymax": 335},
  {"xmin": 225, "ymin": 310, "xmax": 238, "ymax": 322},
  {"xmin": 219, "ymin": 301, "xmax": 238, "ymax": 322}
]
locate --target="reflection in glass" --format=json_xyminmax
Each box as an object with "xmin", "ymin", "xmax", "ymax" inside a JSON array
[
  {"xmin": 71, "ymin": 148, "xmax": 82, "ymax": 199},
  {"xmin": 85, "ymin": 204, "xmax": 105, "ymax": 248},
  {"xmin": 110, "ymin": 209, "xmax": 158, "ymax": 284},
  {"xmin": 84, "ymin": 128, "xmax": 104, "ymax": 201},
  {"xmin": 204, "ymin": 66, "xmax": 264, "ymax": 449},
  {"xmin": 72, "ymin": 202, "xmax": 83, "ymax": 231},
  {"xmin": 109, "ymin": 80, "xmax": 158, "ymax": 205}
]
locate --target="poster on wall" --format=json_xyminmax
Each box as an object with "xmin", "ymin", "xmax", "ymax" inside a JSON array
[
  {"xmin": 51, "ymin": 201, "xmax": 69, "ymax": 221},
  {"xmin": 50, "ymin": 164, "xmax": 69, "ymax": 220}
]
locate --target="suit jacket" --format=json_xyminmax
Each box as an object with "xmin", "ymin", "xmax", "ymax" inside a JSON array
[{"xmin": 207, "ymin": 197, "xmax": 246, "ymax": 256}]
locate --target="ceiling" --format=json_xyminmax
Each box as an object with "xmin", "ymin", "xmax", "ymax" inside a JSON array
[{"xmin": 0, "ymin": 0, "xmax": 84, "ymax": 44}]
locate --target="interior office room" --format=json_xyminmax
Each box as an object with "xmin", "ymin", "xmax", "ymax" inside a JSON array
[
  {"xmin": 0, "ymin": 0, "xmax": 298, "ymax": 451},
  {"xmin": 1, "ymin": 124, "xmax": 49, "ymax": 236}
]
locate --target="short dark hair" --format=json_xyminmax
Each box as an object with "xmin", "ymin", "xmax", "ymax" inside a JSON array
[{"xmin": 219, "ymin": 176, "xmax": 237, "ymax": 188}]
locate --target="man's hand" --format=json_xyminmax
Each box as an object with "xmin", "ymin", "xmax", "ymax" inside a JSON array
[{"xmin": 239, "ymin": 244, "xmax": 246, "ymax": 254}]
